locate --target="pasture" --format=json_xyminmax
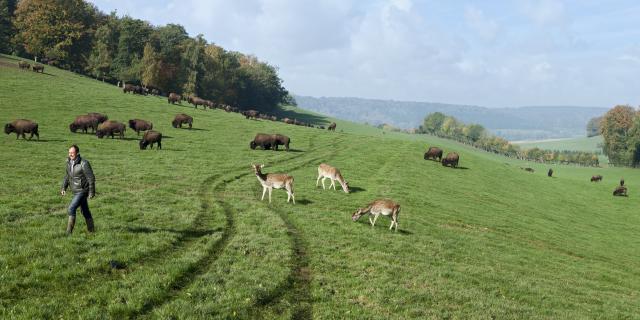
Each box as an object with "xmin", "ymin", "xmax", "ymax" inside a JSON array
[{"xmin": 1, "ymin": 54, "xmax": 640, "ymax": 319}]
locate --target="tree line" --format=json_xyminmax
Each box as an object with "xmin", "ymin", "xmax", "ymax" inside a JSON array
[
  {"xmin": 417, "ymin": 112, "xmax": 600, "ymax": 167},
  {"xmin": 0, "ymin": 0, "xmax": 292, "ymax": 112}
]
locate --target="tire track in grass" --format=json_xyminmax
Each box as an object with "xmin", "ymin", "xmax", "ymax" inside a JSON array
[
  {"xmin": 134, "ymin": 136, "xmax": 335, "ymax": 317},
  {"xmin": 131, "ymin": 172, "xmax": 239, "ymax": 317},
  {"xmin": 247, "ymin": 137, "xmax": 352, "ymax": 319}
]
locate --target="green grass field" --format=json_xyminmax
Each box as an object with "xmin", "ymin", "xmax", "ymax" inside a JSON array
[
  {"xmin": 1, "ymin": 54, "xmax": 640, "ymax": 319},
  {"xmin": 513, "ymin": 135, "xmax": 602, "ymax": 152}
]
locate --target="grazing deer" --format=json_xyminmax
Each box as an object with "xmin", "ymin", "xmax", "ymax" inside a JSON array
[
  {"xmin": 252, "ymin": 164, "xmax": 295, "ymax": 204},
  {"xmin": 316, "ymin": 163, "xmax": 350, "ymax": 193},
  {"xmin": 351, "ymin": 199, "xmax": 400, "ymax": 231}
]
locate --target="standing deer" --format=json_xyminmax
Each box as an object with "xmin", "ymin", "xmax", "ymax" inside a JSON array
[
  {"xmin": 316, "ymin": 163, "xmax": 349, "ymax": 193},
  {"xmin": 252, "ymin": 164, "xmax": 295, "ymax": 204},
  {"xmin": 351, "ymin": 199, "xmax": 400, "ymax": 231}
]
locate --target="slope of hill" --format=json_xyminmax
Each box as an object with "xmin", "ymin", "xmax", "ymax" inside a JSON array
[
  {"xmin": 295, "ymin": 95, "xmax": 608, "ymax": 141},
  {"xmin": 513, "ymin": 136, "xmax": 604, "ymax": 153},
  {"xmin": 1, "ymin": 55, "xmax": 640, "ymax": 319}
]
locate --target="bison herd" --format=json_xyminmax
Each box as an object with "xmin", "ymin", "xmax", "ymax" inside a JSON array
[{"xmin": 424, "ymin": 146, "xmax": 459, "ymax": 168}]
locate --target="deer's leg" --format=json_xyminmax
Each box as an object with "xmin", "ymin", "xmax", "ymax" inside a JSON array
[
  {"xmin": 330, "ymin": 179, "xmax": 336, "ymax": 190},
  {"xmin": 372, "ymin": 214, "xmax": 379, "ymax": 227},
  {"xmin": 261, "ymin": 186, "xmax": 267, "ymax": 201},
  {"xmin": 321, "ymin": 177, "xmax": 327, "ymax": 190}
]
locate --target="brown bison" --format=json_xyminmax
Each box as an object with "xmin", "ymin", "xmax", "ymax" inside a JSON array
[
  {"xmin": 70, "ymin": 115, "xmax": 100, "ymax": 134},
  {"xmin": 123, "ymin": 84, "xmax": 145, "ymax": 95},
  {"xmin": 548, "ymin": 168, "xmax": 553, "ymax": 177},
  {"xmin": 128, "ymin": 119, "xmax": 153, "ymax": 135},
  {"xmin": 250, "ymin": 133, "xmax": 291, "ymax": 151},
  {"xmin": 590, "ymin": 175, "xmax": 603, "ymax": 182},
  {"xmin": 250, "ymin": 133, "xmax": 275, "ymax": 150},
  {"xmin": 31, "ymin": 64, "xmax": 44, "ymax": 73},
  {"xmin": 613, "ymin": 186, "xmax": 627, "ymax": 196},
  {"xmin": 328, "ymin": 122, "xmax": 337, "ymax": 131},
  {"xmin": 424, "ymin": 146, "xmax": 443, "ymax": 161},
  {"xmin": 5, "ymin": 119, "xmax": 39, "ymax": 140},
  {"xmin": 187, "ymin": 96, "xmax": 207, "ymax": 109},
  {"xmin": 172, "ymin": 114, "xmax": 193, "ymax": 129},
  {"xmin": 96, "ymin": 120, "xmax": 126, "ymax": 139},
  {"xmin": 139, "ymin": 130, "xmax": 162, "ymax": 150},
  {"xmin": 18, "ymin": 61, "xmax": 30, "ymax": 70},
  {"xmin": 441, "ymin": 152, "xmax": 460, "ymax": 168},
  {"xmin": 243, "ymin": 110, "xmax": 259, "ymax": 120},
  {"xmin": 273, "ymin": 134, "xmax": 291, "ymax": 151},
  {"xmin": 168, "ymin": 93, "xmax": 181, "ymax": 104},
  {"xmin": 86, "ymin": 112, "xmax": 108, "ymax": 124}
]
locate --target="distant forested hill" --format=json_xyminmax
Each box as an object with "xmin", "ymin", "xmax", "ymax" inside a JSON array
[{"xmin": 294, "ymin": 95, "xmax": 608, "ymax": 141}]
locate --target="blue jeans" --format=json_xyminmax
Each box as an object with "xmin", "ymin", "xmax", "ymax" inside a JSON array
[{"xmin": 68, "ymin": 193, "xmax": 92, "ymax": 219}]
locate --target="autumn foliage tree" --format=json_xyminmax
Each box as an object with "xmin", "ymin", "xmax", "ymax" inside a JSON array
[
  {"xmin": 13, "ymin": 0, "xmax": 97, "ymax": 64},
  {"xmin": 9, "ymin": 0, "xmax": 291, "ymax": 111},
  {"xmin": 600, "ymin": 105, "xmax": 637, "ymax": 166}
]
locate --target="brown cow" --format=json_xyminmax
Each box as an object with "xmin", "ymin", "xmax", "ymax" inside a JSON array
[
  {"xmin": 168, "ymin": 93, "xmax": 181, "ymax": 104},
  {"xmin": 5, "ymin": 119, "xmax": 39, "ymax": 140},
  {"xmin": 128, "ymin": 119, "xmax": 153, "ymax": 135},
  {"xmin": 172, "ymin": 114, "xmax": 193, "ymax": 129},
  {"xmin": 328, "ymin": 122, "xmax": 337, "ymax": 131},
  {"xmin": 139, "ymin": 130, "xmax": 162, "ymax": 150},
  {"xmin": 96, "ymin": 120, "xmax": 126, "ymax": 139},
  {"xmin": 441, "ymin": 152, "xmax": 460, "ymax": 168},
  {"xmin": 70, "ymin": 115, "xmax": 100, "ymax": 134},
  {"xmin": 590, "ymin": 175, "xmax": 603, "ymax": 182},
  {"xmin": 613, "ymin": 186, "xmax": 627, "ymax": 196},
  {"xmin": 424, "ymin": 146, "xmax": 443, "ymax": 161}
]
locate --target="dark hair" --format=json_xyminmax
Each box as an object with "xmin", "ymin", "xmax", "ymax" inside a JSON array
[{"xmin": 70, "ymin": 144, "xmax": 79, "ymax": 153}]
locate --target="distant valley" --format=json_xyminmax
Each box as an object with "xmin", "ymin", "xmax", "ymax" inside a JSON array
[{"xmin": 294, "ymin": 95, "xmax": 608, "ymax": 141}]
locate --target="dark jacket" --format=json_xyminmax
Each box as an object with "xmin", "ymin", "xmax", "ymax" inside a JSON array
[{"xmin": 61, "ymin": 155, "xmax": 95, "ymax": 196}]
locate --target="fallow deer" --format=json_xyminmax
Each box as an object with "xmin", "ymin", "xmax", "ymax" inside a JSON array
[
  {"xmin": 351, "ymin": 199, "xmax": 400, "ymax": 231},
  {"xmin": 252, "ymin": 164, "xmax": 295, "ymax": 204},
  {"xmin": 316, "ymin": 163, "xmax": 349, "ymax": 193}
]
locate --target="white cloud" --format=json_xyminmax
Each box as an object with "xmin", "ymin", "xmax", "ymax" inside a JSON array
[
  {"xmin": 464, "ymin": 6, "xmax": 499, "ymax": 41},
  {"xmin": 88, "ymin": 0, "xmax": 640, "ymax": 108},
  {"xmin": 522, "ymin": 0, "xmax": 566, "ymax": 26}
]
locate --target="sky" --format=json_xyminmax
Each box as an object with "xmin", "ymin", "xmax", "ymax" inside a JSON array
[{"xmin": 88, "ymin": 0, "xmax": 640, "ymax": 108}]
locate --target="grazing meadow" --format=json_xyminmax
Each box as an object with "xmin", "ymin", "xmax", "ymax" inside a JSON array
[{"xmin": 1, "ymin": 54, "xmax": 640, "ymax": 319}]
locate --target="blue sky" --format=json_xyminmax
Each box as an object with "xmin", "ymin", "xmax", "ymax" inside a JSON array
[{"xmin": 89, "ymin": 0, "xmax": 640, "ymax": 108}]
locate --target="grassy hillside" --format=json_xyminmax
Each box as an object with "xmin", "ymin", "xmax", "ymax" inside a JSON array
[
  {"xmin": 513, "ymin": 136, "xmax": 603, "ymax": 153},
  {"xmin": 1, "ymin": 54, "xmax": 640, "ymax": 319}
]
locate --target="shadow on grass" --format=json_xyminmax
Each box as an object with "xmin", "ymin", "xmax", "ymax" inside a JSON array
[
  {"xmin": 176, "ymin": 127, "xmax": 208, "ymax": 131},
  {"xmin": 348, "ymin": 186, "xmax": 366, "ymax": 193},
  {"xmin": 125, "ymin": 225, "xmax": 223, "ymax": 238},
  {"xmin": 29, "ymin": 139, "xmax": 67, "ymax": 142},
  {"xmin": 296, "ymin": 199, "xmax": 313, "ymax": 205}
]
